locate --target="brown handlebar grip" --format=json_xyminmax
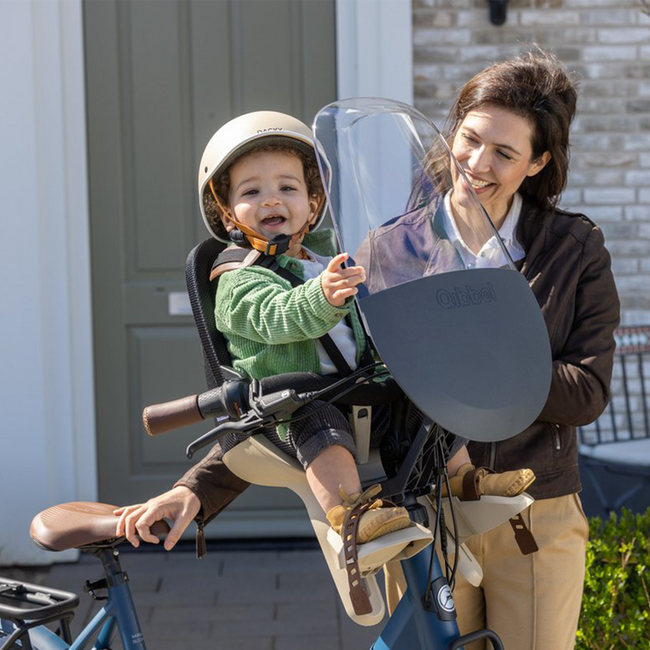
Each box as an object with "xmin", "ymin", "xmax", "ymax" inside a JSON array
[{"xmin": 142, "ymin": 395, "xmax": 202, "ymax": 436}]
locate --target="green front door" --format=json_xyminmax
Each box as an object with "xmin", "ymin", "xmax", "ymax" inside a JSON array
[{"xmin": 85, "ymin": 0, "xmax": 336, "ymax": 536}]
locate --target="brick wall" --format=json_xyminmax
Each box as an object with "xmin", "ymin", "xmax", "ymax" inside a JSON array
[{"xmin": 413, "ymin": 0, "xmax": 650, "ymax": 326}]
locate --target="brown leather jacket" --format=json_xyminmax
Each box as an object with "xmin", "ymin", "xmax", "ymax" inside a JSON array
[
  {"xmin": 177, "ymin": 199, "xmax": 620, "ymax": 520},
  {"xmin": 468, "ymin": 200, "xmax": 620, "ymax": 499}
]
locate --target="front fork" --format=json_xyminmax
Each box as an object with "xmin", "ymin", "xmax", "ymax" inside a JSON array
[{"xmin": 372, "ymin": 550, "xmax": 503, "ymax": 650}]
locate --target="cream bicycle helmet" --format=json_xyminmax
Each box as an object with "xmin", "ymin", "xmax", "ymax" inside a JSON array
[{"xmin": 198, "ymin": 110, "xmax": 327, "ymax": 255}]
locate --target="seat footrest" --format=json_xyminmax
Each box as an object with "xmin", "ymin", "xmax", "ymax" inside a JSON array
[
  {"xmin": 326, "ymin": 523, "xmax": 432, "ymax": 576},
  {"xmin": 441, "ymin": 493, "xmax": 534, "ymax": 545}
]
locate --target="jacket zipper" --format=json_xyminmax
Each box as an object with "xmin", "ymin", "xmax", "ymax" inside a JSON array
[
  {"xmin": 196, "ymin": 518, "xmax": 206, "ymax": 559},
  {"xmin": 552, "ymin": 423, "xmax": 561, "ymax": 451}
]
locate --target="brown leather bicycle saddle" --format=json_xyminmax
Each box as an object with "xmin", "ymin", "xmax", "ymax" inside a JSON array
[{"xmin": 30, "ymin": 502, "xmax": 170, "ymax": 552}]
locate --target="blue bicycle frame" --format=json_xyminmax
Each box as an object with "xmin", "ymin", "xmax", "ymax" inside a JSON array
[
  {"xmin": 0, "ymin": 547, "xmax": 147, "ymax": 650},
  {"xmin": 1, "ymin": 540, "xmax": 503, "ymax": 650}
]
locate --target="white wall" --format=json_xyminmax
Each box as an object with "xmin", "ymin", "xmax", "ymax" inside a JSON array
[
  {"xmin": 0, "ymin": 0, "xmax": 95, "ymax": 565},
  {"xmin": 337, "ymin": 0, "xmax": 413, "ymax": 103}
]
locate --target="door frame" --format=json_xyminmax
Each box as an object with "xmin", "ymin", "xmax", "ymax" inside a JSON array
[{"xmin": 5, "ymin": 0, "xmax": 412, "ymax": 563}]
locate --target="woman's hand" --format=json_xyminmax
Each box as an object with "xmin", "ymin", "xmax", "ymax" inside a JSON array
[
  {"xmin": 114, "ymin": 486, "xmax": 201, "ymax": 551},
  {"xmin": 321, "ymin": 253, "xmax": 366, "ymax": 307}
]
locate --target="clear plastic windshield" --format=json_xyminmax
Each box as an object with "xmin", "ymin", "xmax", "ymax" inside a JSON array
[
  {"xmin": 311, "ymin": 98, "xmax": 552, "ymax": 443},
  {"xmin": 313, "ymin": 98, "xmax": 515, "ymax": 296}
]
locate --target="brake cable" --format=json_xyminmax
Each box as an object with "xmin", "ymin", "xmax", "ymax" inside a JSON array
[
  {"xmin": 272, "ymin": 365, "xmax": 392, "ymax": 427},
  {"xmin": 423, "ymin": 430, "xmax": 444, "ymax": 607}
]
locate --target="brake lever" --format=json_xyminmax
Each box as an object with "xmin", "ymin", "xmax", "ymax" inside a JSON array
[
  {"xmin": 185, "ymin": 415, "xmax": 266, "ymax": 459},
  {"xmin": 186, "ymin": 388, "xmax": 318, "ymax": 459}
]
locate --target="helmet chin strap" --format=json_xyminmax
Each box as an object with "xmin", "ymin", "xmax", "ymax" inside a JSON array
[{"xmin": 208, "ymin": 179, "xmax": 325, "ymax": 256}]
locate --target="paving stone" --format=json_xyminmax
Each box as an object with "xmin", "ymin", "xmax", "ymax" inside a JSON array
[
  {"xmin": 218, "ymin": 580, "xmax": 329, "ymax": 605},
  {"xmin": 341, "ymin": 627, "xmax": 381, "ymax": 650},
  {"xmin": 276, "ymin": 599, "xmax": 338, "ymax": 622},
  {"xmin": 139, "ymin": 618, "xmax": 212, "ymax": 640},
  {"xmin": 278, "ymin": 571, "xmax": 337, "ymax": 597},
  {"xmin": 149, "ymin": 604, "xmax": 223, "ymax": 625},
  {"xmin": 157, "ymin": 571, "xmax": 223, "ymax": 602},
  {"xmin": 135, "ymin": 587, "xmax": 215, "ymax": 608},
  {"xmin": 215, "ymin": 584, "xmax": 281, "ymax": 606},
  {"xmin": 0, "ymin": 566, "xmax": 50, "ymax": 585},
  {"xmin": 210, "ymin": 615, "xmax": 331, "ymax": 639},
  {"xmin": 209, "ymin": 638, "xmax": 273, "ymax": 650},
  {"xmin": 210, "ymin": 603, "xmax": 275, "ymax": 621},
  {"xmin": 121, "ymin": 574, "xmax": 162, "ymax": 594},
  {"xmin": 138, "ymin": 639, "xmax": 220, "ymax": 650},
  {"xmin": 275, "ymin": 634, "xmax": 342, "ymax": 650},
  {"xmin": 156, "ymin": 551, "xmax": 222, "ymax": 572},
  {"xmin": 339, "ymin": 608, "xmax": 386, "ymax": 650}
]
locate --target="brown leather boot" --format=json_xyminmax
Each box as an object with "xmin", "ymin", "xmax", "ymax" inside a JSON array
[
  {"xmin": 326, "ymin": 485, "xmax": 411, "ymax": 544},
  {"xmin": 442, "ymin": 463, "xmax": 536, "ymax": 501}
]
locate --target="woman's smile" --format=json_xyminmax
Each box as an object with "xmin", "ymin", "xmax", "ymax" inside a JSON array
[{"xmin": 465, "ymin": 172, "xmax": 495, "ymax": 191}]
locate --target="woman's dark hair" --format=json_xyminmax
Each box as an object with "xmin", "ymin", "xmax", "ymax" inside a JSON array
[
  {"xmin": 446, "ymin": 49, "xmax": 578, "ymax": 210},
  {"xmin": 203, "ymin": 142, "xmax": 324, "ymax": 239}
]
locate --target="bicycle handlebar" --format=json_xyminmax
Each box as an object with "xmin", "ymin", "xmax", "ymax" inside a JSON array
[
  {"xmin": 143, "ymin": 365, "xmax": 392, "ymax": 456},
  {"xmin": 142, "ymin": 379, "xmax": 250, "ymax": 436},
  {"xmin": 143, "ymin": 394, "xmax": 202, "ymax": 436},
  {"xmin": 183, "ymin": 387, "xmax": 318, "ymax": 458}
]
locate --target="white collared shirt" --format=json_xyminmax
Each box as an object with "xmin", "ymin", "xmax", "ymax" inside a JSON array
[
  {"xmin": 442, "ymin": 192, "xmax": 525, "ymax": 269},
  {"xmin": 300, "ymin": 248, "xmax": 358, "ymax": 375}
]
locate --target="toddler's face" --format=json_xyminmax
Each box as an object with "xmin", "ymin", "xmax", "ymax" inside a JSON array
[{"xmin": 225, "ymin": 150, "xmax": 318, "ymax": 248}]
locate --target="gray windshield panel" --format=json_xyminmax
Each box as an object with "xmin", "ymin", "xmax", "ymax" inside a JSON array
[{"xmin": 359, "ymin": 268, "xmax": 552, "ymax": 442}]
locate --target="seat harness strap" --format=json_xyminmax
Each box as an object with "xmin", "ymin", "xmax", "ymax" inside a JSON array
[
  {"xmin": 459, "ymin": 467, "xmax": 539, "ymax": 555},
  {"xmin": 209, "ymin": 246, "xmax": 355, "ymax": 378},
  {"xmin": 339, "ymin": 484, "xmax": 390, "ymax": 616}
]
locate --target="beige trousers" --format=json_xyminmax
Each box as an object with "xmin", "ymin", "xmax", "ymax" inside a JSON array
[{"xmin": 452, "ymin": 493, "xmax": 589, "ymax": 650}]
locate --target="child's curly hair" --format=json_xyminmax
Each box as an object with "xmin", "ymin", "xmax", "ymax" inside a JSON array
[{"xmin": 203, "ymin": 142, "xmax": 324, "ymax": 240}]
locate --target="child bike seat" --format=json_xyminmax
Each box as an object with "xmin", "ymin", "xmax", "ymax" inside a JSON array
[
  {"xmin": 222, "ymin": 435, "xmax": 432, "ymax": 625},
  {"xmin": 186, "ymin": 239, "xmax": 433, "ymax": 622},
  {"xmin": 30, "ymin": 502, "xmax": 170, "ymax": 552}
]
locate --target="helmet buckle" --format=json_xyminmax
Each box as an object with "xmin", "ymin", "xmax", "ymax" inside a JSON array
[{"xmin": 265, "ymin": 234, "xmax": 290, "ymax": 256}]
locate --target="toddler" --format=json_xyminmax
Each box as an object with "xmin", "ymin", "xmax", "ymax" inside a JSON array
[{"xmin": 202, "ymin": 111, "xmax": 411, "ymax": 543}]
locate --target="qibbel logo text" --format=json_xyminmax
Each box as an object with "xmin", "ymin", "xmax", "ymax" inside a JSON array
[{"xmin": 436, "ymin": 283, "xmax": 497, "ymax": 309}]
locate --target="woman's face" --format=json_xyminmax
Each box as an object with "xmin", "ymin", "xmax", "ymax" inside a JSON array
[{"xmin": 450, "ymin": 105, "xmax": 550, "ymax": 227}]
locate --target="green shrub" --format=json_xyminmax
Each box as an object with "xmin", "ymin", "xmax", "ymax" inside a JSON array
[{"xmin": 576, "ymin": 508, "xmax": 650, "ymax": 649}]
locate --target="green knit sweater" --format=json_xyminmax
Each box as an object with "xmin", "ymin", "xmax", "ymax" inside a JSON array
[{"xmin": 214, "ymin": 229, "xmax": 367, "ymax": 381}]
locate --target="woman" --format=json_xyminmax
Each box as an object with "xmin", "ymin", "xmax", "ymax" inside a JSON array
[
  {"xmin": 438, "ymin": 51, "xmax": 619, "ymax": 649},
  {"xmin": 345, "ymin": 49, "xmax": 618, "ymax": 647}
]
